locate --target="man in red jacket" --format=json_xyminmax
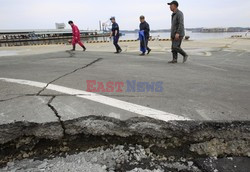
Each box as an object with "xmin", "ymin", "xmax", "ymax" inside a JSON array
[{"xmin": 68, "ymin": 21, "xmax": 86, "ymax": 51}]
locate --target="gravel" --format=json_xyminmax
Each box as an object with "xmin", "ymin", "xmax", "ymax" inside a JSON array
[{"xmin": 0, "ymin": 144, "xmax": 201, "ymax": 172}]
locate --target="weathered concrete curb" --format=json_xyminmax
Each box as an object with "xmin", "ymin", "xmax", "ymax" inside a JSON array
[
  {"xmin": 1, "ymin": 116, "xmax": 249, "ymax": 157},
  {"xmin": 0, "ymin": 121, "xmax": 64, "ymax": 145}
]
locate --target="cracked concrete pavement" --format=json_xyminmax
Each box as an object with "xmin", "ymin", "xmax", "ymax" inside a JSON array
[
  {"xmin": 36, "ymin": 57, "xmax": 103, "ymax": 96},
  {"xmin": 0, "ymin": 39, "xmax": 250, "ymax": 171},
  {"xmin": 0, "ymin": 42, "xmax": 250, "ymax": 128}
]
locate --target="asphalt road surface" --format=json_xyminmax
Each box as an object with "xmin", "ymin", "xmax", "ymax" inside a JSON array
[
  {"xmin": 1, "ymin": 48, "xmax": 250, "ymax": 172},
  {"xmin": 0, "ymin": 49, "xmax": 249, "ymax": 125}
]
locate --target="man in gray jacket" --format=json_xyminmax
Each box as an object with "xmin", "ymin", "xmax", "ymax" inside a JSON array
[{"xmin": 168, "ymin": 1, "xmax": 188, "ymax": 63}]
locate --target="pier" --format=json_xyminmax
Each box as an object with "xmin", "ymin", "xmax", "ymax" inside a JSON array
[{"xmin": 0, "ymin": 30, "xmax": 110, "ymax": 47}]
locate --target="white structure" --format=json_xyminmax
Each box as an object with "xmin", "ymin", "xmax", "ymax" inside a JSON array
[
  {"xmin": 55, "ymin": 23, "xmax": 66, "ymax": 29},
  {"xmin": 245, "ymin": 30, "xmax": 250, "ymax": 37}
]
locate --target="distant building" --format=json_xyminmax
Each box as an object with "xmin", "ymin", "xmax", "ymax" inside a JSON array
[
  {"xmin": 227, "ymin": 27, "xmax": 248, "ymax": 32},
  {"xmin": 197, "ymin": 27, "xmax": 249, "ymax": 33},
  {"xmin": 55, "ymin": 23, "xmax": 66, "ymax": 29}
]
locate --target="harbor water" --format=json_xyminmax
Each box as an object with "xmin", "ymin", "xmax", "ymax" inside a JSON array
[{"xmin": 119, "ymin": 31, "xmax": 247, "ymax": 40}]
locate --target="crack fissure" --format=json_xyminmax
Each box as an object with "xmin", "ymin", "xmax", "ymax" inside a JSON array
[
  {"xmin": 47, "ymin": 96, "xmax": 66, "ymax": 136},
  {"xmin": 0, "ymin": 95, "xmax": 27, "ymax": 102},
  {"xmin": 36, "ymin": 58, "xmax": 103, "ymax": 95},
  {"xmin": 0, "ymin": 118, "xmax": 249, "ymax": 170},
  {"xmin": 0, "ymin": 94, "xmax": 171, "ymax": 103},
  {"xmin": 0, "ymin": 94, "xmax": 92, "ymax": 102}
]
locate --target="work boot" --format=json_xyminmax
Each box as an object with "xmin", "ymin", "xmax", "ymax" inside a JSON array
[
  {"xmin": 147, "ymin": 48, "xmax": 152, "ymax": 55},
  {"xmin": 168, "ymin": 60, "xmax": 177, "ymax": 64},
  {"xmin": 183, "ymin": 55, "xmax": 188, "ymax": 63},
  {"xmin": 115, "ymin": 49, "xmax": 122, "ymax": 54},
  {"xmin": 70, "ymin": 45, "xmax": 76, "ymax": 51},
  {"xmin": 114, "ymin": 47, "xmax": 120, "ymax": 54}
]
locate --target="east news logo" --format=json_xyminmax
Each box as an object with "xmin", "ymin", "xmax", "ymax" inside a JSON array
[{"xmin": 86, "ymin": 80, "xmax": 164, "ymax": 93}]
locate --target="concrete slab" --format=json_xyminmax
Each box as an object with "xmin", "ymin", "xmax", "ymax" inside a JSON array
[
  {"xmin": 0, "ymin": 51, "xmax": 99, "ymax": 84},
  {"xmin": 51, "ymin": 96, "xmax": 141, "ymax": 121},
  {"xmin": 0, "ymin": 96, "xmax": 57, "ymax": 124},
  {"xmin": 0, "ymin": 39, "xmax": 249, "ymax": 170},
  {"xmin": 0, "ymin": 50, "xmax": 249, "ymax": 122},
  {"xmin": 0, "ymin": 95, "xmax": 64, "ymax": 144},
  {"xmin": 0, "ymin": 81, "xmax": 40, "ymax": 100},
  {"xmin": 50, "ymin": 51, "xmax": 250, "ymax": 121}
]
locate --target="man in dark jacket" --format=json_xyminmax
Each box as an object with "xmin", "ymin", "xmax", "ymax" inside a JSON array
[
  {"xmin": 139, "ymin": 16, "xmax": 151, "ymax": 56},
  {"xmin": 110, "ymin": 17, "xmax": 122, "ymax": 54},
  {"xmin": 168, "ymin": 1, "xmax": 188, "ymax": 63}
]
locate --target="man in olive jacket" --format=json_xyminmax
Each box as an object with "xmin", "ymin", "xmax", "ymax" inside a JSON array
[{"xmin": 168, "ymin": 1, "xmax": 188, "ymax": 63}]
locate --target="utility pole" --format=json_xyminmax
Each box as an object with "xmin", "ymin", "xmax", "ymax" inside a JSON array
[{"xmin": 99, "ymin": 21, "xmax": 102, "ymax": 31}]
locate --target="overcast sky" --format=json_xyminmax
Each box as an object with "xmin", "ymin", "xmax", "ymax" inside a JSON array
[{"xmin": 0, "ymin": 0, "xmax": 249, "ymax": 30}]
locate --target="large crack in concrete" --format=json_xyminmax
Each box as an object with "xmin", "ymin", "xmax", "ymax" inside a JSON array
[
  {"xmin": 36, "ymin": 57, "xmax": 103, "ymax": 95},
  {"xmin": 47, "ymin": 96, "xmax": 66, "ymax": 136},
  {"xmin": 0, "ymin": 117, "xmax": 249, "ymax": 171},
  {"xmin": 0, "ymin": 94, "xmax": 98, "ymax": 102},
  {"xmin": 0, "ymin": 94, "xmax": 173, "ymax": 103},
  {"xmin": 0, "ymin": 58, "xmax": 102, "ymax": 104},
  {"xmin": 1, "ymin": 56, "xmax": 250, "ymax": 171}
]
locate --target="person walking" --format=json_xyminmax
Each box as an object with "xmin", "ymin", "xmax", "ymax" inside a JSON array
[
  {"xmin": 110, "ymin": 17, "xmax": 122, "ymax": 54},
  {"xmin": 68, "ymin": 21, "xmax": 86, "ymax": 51},
  {"xmin": 167, "ymin": 1, "xmax": 188, "ymax": 63},
  {"xmin": 139, "ymin": 16, "xmax": 151, "ymax": 56}
]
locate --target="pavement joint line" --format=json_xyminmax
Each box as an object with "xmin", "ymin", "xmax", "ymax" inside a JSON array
[
  {"xmin": 0, "ymin": 95, "xmax": 26, "ymax": 102},
  {"xmin": 0, "ymin": 78, "xmax": 191, "ymax": 122},
  {"xmin": 237, "ymin": 52, "xmax": 245, "ymax": 57},
  {"xmin": 0, "ymin": 94, "xmax": 103, "ymax": 101},
  {"xmin": 36, "ymin": 58, "xmax": 103, "ymax": 96},
  {"xmin": 0, "ymin": 94, "xmax": 45, "ymax": 102},
  {"xmin": 221, "ymin": 52, "xmax": 233, "ymax": 57},
  {"xmin": 191, "ymin": 62, "xmax": 228, "ymax": 72},
  {"xmin": 0, "ymin": 94, "xmax": 174, "ymax": 101},
  {"xmin": 47, "ymin": 95, "xmax": 66, "ymax": 136}
]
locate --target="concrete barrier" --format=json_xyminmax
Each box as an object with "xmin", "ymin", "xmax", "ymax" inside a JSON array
[{"xmin": 0, "ymin": 38, "xmax": 171, "ymax": 47}]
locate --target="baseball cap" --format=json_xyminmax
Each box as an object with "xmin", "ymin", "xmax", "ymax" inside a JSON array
[{"xmin": 167, "ymin": 1, "xmax": 179, "ymax": 7}]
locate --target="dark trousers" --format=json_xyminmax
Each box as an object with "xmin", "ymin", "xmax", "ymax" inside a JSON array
[
  {"xmin": 171, "ymin": 37, "xmax": 187, "ymax": 60},
  {"xmin": 145, "ymin": 38, "xmax": 150, "ymax": 51},
  {"xmin": 113, "ymin": 36, "xmax": 121, "ymax": 52},
  {"xmin": 140, "ymin": 37, "xmax": 150, "ymax": 53}
]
